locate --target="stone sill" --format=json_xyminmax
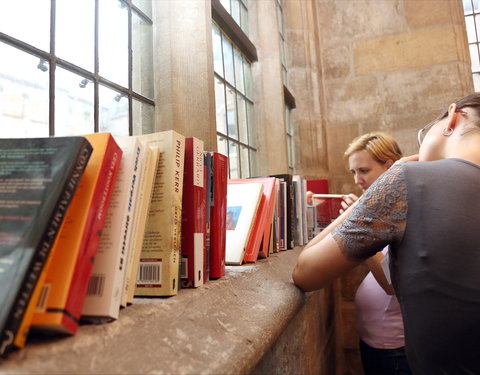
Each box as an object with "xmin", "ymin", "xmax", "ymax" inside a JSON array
[{"xmin": 0, "ymin": 249, "xmax": 307, "ymax": 375}]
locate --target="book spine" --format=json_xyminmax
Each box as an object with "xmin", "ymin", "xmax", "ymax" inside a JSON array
[
  {"xmin": 63, "ymin": 137, "xmax": 121, "ymax": 329},
  {"xmin": 0, "ymin": 142, "xmax": 92, "ymax": 357}
]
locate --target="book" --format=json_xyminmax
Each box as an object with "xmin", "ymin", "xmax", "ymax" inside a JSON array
[
  {"xmin": 81, "ymin": 136, "xmax": 143, "ymax": 321},
  {"xmin": 225, "ymin": 182, "xmax": 263, "ymax": 265},
  {"xmin": 135, "ymin": 131, "xmax": 185, "ymax": 297},
  {"xmin": 203, "ymin": 152, "xmax": 213, "ymax": 282},
  {"xmin": 277, "ymin": 181, "xmax": 287, "ymax": 250},
  {"xmin": 125, "ymin": 144, "xmax": 159, "ymax": 304},
  {"xmin": 230, "ymin": 177, "xmax": 277, "ymax": 262},
  {"xmin": 208, "ymin": 152, "xmax": 228, "ymax": 279},
  {"xmin": 271, "ymin": 174, "xmax": 294, "ymax": 249},
  {"xmin": 311, "ymin": 194, "xmax": 343, "ymax": 229},
  {"xmin": 0, "ymin": 136, "xmax": 92, "ymax": 356},
  {"xmin": 180, "ymin": 137, "xmax": 206, "ymax": 288},
  {"xmin": 31, "ymin": 133, "xmax": 122, "ymax": 335}
]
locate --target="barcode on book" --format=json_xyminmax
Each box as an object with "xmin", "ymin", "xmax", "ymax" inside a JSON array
[
  {"xmin": 137, "ymin": 260, "xmax": 162, "ymax": 286},
  {"xmin": 35, "ymin": 284, "xmax": 51, "ymax": 313},
  {"xmin": 180, "ymin": 258, "xmax": 188, "ymax": 279},
  {"xmin": 86, "ymin": 274, "xmax": 106, "ymax": 297}
]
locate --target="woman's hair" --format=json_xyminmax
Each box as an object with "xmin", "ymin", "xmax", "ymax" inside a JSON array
[
  {"xmin": 344, "ymin": 131, "xmax": 402, "ymax": 164},
  {"xmin": 434, "ymin": 93, "xmax": 480, "ymax": 124}
]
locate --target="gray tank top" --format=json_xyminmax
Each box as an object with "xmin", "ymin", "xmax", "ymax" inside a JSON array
[{"xmin": 332, "ymin": 159, "xmax": 480, "ymax": 375}]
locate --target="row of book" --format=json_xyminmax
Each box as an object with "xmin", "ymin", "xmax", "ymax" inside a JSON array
[{"xmin": 0, "ymin": 130, "xmax": 324, "ymax": 358}]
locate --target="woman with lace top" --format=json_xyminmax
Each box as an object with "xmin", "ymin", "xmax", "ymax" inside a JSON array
[
  {"xmin": 341, "ymin": 132, "xmax": 411, "ymax": 375},
  {"xmin": 292, "ymin": 93, "xmax": 480, "ymax": 375}
]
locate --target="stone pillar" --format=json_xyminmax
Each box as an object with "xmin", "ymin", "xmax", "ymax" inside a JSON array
[{"xmin": 152, "ymin": 0, "xmax": 217, "ymax": 152}]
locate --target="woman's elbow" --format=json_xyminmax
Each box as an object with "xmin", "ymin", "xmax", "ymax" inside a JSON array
[{"xmin": 291, "ymin": 263, "xmax": 326, "ymax": 292}]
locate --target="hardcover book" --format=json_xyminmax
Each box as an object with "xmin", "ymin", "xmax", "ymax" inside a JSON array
[
  {"xmin": 0, "ymin": 136, "xmax": 92, "ymax": 356},
  {"xmin": 81, "ymin": 136, "xmax": 143, "ymax": 320},
  {"xmin": 31, "ymin": 133, "xmax": 122, "ymax": 335},
  {"xmin": 271, "ymin": 174, "xmax": 294, "ymax": 249},
  {"xmin": 312, "ymin": 194, "xmax": 343, "ymax": 229},
  {"xmin": 225, "ymin": 182, "xmax": 263, "ymax": 265},
  {"xmin": 180, "ymin": 137, "xmax": 206, "ymax": 288},
  {"xmin": 135, "ymin": 130, "xmax": 185, "ymax": 297},
  {"xmin": 203, "ymin": 152, "xmax": 213, "ymax": 282},
  {"xmin": 208, "ymin": 152, "xmax": 228, "ymax": 279}
]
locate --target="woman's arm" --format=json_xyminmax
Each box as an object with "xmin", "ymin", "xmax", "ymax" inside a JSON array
[{"xmin": 365, "ymin": 253, "xmax": 395, "ymax": 295}]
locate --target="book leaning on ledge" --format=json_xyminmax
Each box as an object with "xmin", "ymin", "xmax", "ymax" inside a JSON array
[
  {"xmin": 0, "ymin": 136, "xmax": 93, "ymax": 357},
  {"xmin": 31, "ymin": 133, "xmax": 122, "ymax": 335}
]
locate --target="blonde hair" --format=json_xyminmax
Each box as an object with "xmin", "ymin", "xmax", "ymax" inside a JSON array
[{"xmin": 344, "ymin": 131, "xmax": 402, "ymax": 164}]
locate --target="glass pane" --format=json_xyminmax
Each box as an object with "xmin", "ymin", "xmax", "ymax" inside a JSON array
[
  {"xmin": 133, "ymin": 0, "xmax": 153, "ymax": 18},
  {"xmin": 99, "ymin": 0, "xmax": 129, "ymax": 87},
  {"xmin": 234, "ymin": 50, "xmax": 245, "ymax": 94},
  {"xmin": 475, "ymin": 0, "xmax": 480, "ymax": 12},
  {"xmin": 213, "ymin": 25, "xmax": 224, "ymax": 77},
  {"xmin": 56, "ymin": 0, "xmax": 95, "ymax": 71},
  {"xmin": 220, "ymin": 0, "xmax": 231, "ymax": 13},
  {"xmin": 226, "ymin": 86, "xmax": 238, "ymax": 139},
  {"xmin": 464, "ymin": 0, "xmax": 473, "ymax": 14},
  {"xmin": 229, "ymin": 141, "xmax": 240, "ymax": 179},
  {"xmin": 244, "ymin": 61, "xmax": 253, "ymax": 99},
  {"xmin": 0, "ymin": 0, "xmax": 50, "ymax": 52},
  {"xmin": 0, "ymin": 43, "xmax": 49, "ymax": 138},
  {"xmin": 132, "ymin": 99, "xmax": 154, "ymax": 135},
  {"xmin": 55, "ymin": 67, "xmax": 94, "ymax": 136},
  {"xmin": 240, "ymin": 145, "xmax": 250, "ymax": 178},
  {"xmin": 237, "ymin": 95, "xmax": 248, "ymax": 143},
  {"xmin": 240, "ymin": 4, "xmax": 249, "ymax": 35},
  {"xmin": 217, "ymin": 135, "xmax": 228, "ymax": 158},
  {"xmin": 287, "ymin": 135, "xmax": 293, "ymax": 168},
  {"xmin": 231, "ymin": 0, "xmax": 241, "ymax": 26},
  {"xmin": 222, "ymin": 37, "xmax": 235, "ymax": 85},
  {"xmin": 215, "ymin": 78, "xmax": 227, "ymax": 134},
  {"xmin": 246, "ymin": 101, "xmax": 256, "ymax": 147},
  {"xmin": 474, "ymin": 73, "xmax": 480, "ymax": 91},
  {"xmin": 470, "ymin": 44, "xmax": 480, "ymax": 72},
  {"xmin": 466, "ymin": 16, "xmax": 477, "ymax": 43},
  {"xmin": 132, "ymin": 12, "xmax": 154, "ymax": 99},
  {"xmin": 277, "ymin": 5, "xmax": 284, "ymax": 36},
  {"xmin": 285, "ymin": 107, "xmax": 292, "ymax": 133},
  {"xmin": 99, "ymin": 85, "xmax": 129, "ymax": 136},
  {"xmin": 476, "ymin": 15, "xmax": 480, "ymax": 43}
]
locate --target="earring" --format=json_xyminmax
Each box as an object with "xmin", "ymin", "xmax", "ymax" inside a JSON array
[{"xmin": 443, "ymin": 127, "xmax": 453, "ymax": 136}]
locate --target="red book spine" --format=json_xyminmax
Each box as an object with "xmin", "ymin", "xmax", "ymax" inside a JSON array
[
  {"xmin": 181, "ymin": 138, "xmax": 205, "ymax": 288},
  {"xmin": 63, "ymin": 136, "xmax": 122, "ymax": 333},
  {"xmin": 209, "ymin": 152, "xmax": 227, "ymax": 279}
]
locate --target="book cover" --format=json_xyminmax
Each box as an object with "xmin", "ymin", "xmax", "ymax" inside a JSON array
[
  {"xmin": 292, "ymin": 175, "xmax": 304, "ymax": 247},
  {"xmin": 31, "ymin": 133, "xmax": 122, "ymax": 335},
  {"xmin": 125, "ymin": 144, "xmax": 159, "ymax": 304},
  {"xmin": 0, "ymin": 136, "xmax": 92, "ymax": 356},
  {"xmin": 180, "ymin": 137, "xmax": 206, "ymax": 288},
  {"xmin": 209, "ymin": 152, "xmax": 228, "ymax": 279},
  {"xmin": 271, "ymin": 174, "xmax": 294, "ymax": 249},
  {"xmin": 312, "ymin": 194, "xmax": 343, "ymax": 229},
  {"xmin": 230, "ymin": 177, "xmax": 277, "ymax": 262},
  {"xmin": 135, "ymin": 130, "xmax": 185, "ymax": 297},
  {"xmin": 203, "ymin": 152, "xmax": 213, "ymax": 283},
  {"xmin": 225, "ymin": 182, "xmax": 263, "ymax": 265},
  {"xmin": 81, "ymin": 136, "xmax": 143, "ymax": 320},
  {"xmin": 277, "ymin": 181, "xmax": 287, "ymax": 250}
]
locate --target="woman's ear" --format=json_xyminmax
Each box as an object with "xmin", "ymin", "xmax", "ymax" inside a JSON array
[
  {"xmin": 446, "ymin": 103, "xmax": 458, "ymax": 129},
  {"xmin": 385, "ymin": 159, "xmax": 394, "ymax": 169}
]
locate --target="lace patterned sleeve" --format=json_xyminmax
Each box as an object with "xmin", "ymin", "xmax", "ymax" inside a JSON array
[{"xmin": 331, "ymin": 164, "xmax": 407, "ymax": 260}]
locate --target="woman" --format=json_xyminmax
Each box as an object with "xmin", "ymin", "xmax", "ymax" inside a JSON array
[
  {"xmin": 292, "ymin": 93, "xmax": 480, "ymax": 374},
  {"xmin": 342, "ymin": 132, "xmax": 410, "ymax": 375}
]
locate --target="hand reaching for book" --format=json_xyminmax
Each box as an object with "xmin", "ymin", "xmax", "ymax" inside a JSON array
[{"xmin": 339, "ymin": 193, "xmax": 359, "ymax": 214}]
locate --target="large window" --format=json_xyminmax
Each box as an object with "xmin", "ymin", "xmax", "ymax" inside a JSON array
[
  {"xmin": 464, "ymin": 0, "xmax": 480, "ymax": 91},
  {"xmin": 219, "ymin": 0, "xmax": 249, "ymax": 36},
  {"xmin": 0, "ymin": 0, "xmax": 154, "ymax": 138},
  {"xmin": 213, "ymin": 22, "xmax": 257, "ymax": 178}
]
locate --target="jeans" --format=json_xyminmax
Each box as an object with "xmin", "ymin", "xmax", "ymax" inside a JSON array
[{"xmin": 359, "ymin": 340, "xmax": 412, "ymax": 375}]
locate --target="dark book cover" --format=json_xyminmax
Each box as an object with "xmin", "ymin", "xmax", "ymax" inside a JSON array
[
  {"xmin": 0, "ymin": 136, "xmax": 92, "ymax": 357},
  {"xmin": 270, "ymin": 174, "xmax": 294, "ymax": 249}
]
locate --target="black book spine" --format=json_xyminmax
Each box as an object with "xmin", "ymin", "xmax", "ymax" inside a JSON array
[{"xmin": 0, "ymin": 141, "xmax": 92, "ymax": 357}]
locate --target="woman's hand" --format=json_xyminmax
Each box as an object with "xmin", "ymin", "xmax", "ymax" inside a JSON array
[
  {"xmin": 339, "ymin": 193, "xmax": 359, "ymax": 214},
  {"xmin": 394, "ymin": 154, "xmax": 419, "ymax": 166},
  {"xmin": 306, "ymin": 190, "xmax": 314, "ymax": 205}
]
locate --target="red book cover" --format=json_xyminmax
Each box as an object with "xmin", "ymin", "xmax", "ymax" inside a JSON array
[
  {"xmin": 180, "ymin": 137, "xmax": 206, "ymax": 288},
  {"xmin": 209, "ymin": 152, "xmax": 228, "ymax": 279},
  {"xmin": 228, "ymin": 177, "xmax": 276, "ymax": 262},
  {"xmin": 306, "ymin": 179, "xmax": 329, "ymax": 194},
  {"xmin": 31, "ymin": 133, "xmax": 122, "ymax": 334},
  {"xmin": 312, "ymin": 194, "xmax": 343, "ymax": 229}
]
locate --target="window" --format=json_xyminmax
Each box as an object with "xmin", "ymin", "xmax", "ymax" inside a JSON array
[
  {"xmin": 285, "ymin": 107, "xmax": 294, "ymax": 175},
  {"xmin": 0, "ymin": 0, "xmax": 154, "ymax": 138},
  {"xmin": 213, "ymin": 22, "xmax": 257, "ymax": 178},
  {"xmin": 277, "ymin": 0, "xmax": 287, "ymax": 85},
  {"xmin": 463, "ymin": 0, "xmax": 480, "ymax": 90},
  {"xmin": 219, "ymin": 0, "xmax": 249, "ymax": 36}
]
